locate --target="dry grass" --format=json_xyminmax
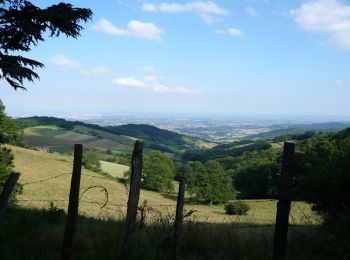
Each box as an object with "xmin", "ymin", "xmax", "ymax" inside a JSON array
[
  {"xmin": 7, "ymin": 145, "xmax": 319, "ymax": 224},
  {"xmin": 100, "ymin": 160, "xmax": 129, "ymax": 178}
]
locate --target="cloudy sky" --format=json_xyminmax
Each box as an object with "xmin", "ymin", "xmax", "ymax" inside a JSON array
[{"xmin": 2, "ymin": 0, "xmax": 350, "ymax": 116}]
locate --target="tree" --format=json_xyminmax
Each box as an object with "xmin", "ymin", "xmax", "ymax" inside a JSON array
[
  {"xmin": 82, "ymin": 150, "xmax": 101, "ymax": 173},
  {"xmin": 0, "ymin": 100, "xmax": 21, "ymax": 194},
  {"xmin": 297, "ymin": 133, "xmax": 350, "ymax": 220},
  {"xmin": 142, "ymin": 151, "xmax": 175, "ymax": 193},
  {"xmin": 184, "ymin": 161, "xmax": 234, "ymax": 204},
  {"xmin": 0, "ymin": 0, "xmax": 92, "ymax": 89}
]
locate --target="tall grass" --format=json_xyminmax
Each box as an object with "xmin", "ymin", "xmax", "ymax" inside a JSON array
[{"xmin": 1, "ymin": 207, "xmax": 349, "ymax": 260}]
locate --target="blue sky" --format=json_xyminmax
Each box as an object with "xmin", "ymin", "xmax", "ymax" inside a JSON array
[{"xmin": 2, "ymin": 0, "xmax": 350, "ymax": 117}]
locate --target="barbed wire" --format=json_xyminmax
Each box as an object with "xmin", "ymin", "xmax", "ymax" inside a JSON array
[
  {"xmin": 81, "ymin": 173, "xmax": 117, "ymax": 181},
  {"xmin": 21, "ymin": 173, "xmax": 72, "ymax": 186},
  {"xmin": 79, "ymin": 185, "xmax": 109, "ymax": 209},
  {"xmin": 15, "ymin": 199, "xmax": 176, "ymax": 208}
]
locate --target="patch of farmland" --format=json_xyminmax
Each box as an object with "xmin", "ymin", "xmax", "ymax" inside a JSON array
[
  {"xmin": 24, "ymin": 128, "xmax": 62, "ymax": 137},
  {"xmin": 73, "ymin": 125, "xmax": 135, "ymax": 146},
  {"xmin": 54, "ymin": 131, "xmax": 97, "ymax": 142},
  {"xmin": 23, "ymin": 135, "xmax": 76, "ymax": 147},
  {"xmin": 86, "ymin": 138, "xmax": 128, "ymax": 150}
]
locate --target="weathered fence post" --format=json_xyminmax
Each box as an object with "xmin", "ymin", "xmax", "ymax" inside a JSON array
[
  {"xmin": 272, "ymin": 142, "xmax": 295, "ymax": 260},
  {"xmin": 61, "ymin": 144, "xmax": 83, "ymax": 260},
  {"xmin": 0, "ymin": 172, "xmax": 20, "ymax": 223},
  {"xmin": 120, "ymin": 140, "xmax": 144, "ymax": 259},
  {"xmin": 174, "ymin": 176, "xmax": 186, "ymax": 260}
]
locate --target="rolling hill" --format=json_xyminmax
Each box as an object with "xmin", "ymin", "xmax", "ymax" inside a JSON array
[
  {"xmin": 8, "ymin": 144, "xmax": 313, "ymax": 224},
  {"xmin": 15, "ymin": 116, "xmax": 214, "ymax": 156}
]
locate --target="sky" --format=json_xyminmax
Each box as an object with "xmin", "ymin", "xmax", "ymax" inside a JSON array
[{"xmin": 2, "ymin": 0, "xmax": 350, "ymax": 117}]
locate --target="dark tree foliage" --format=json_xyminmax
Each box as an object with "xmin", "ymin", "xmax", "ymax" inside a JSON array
[
  {"xmin": 0, "ymin": 0, "xmax": 92, "ymax": 89},
  {"xmin": 182, "ymin": 160, "xmax": 234, "ymax": 204},
  {"xmin": 231, "ymin": 150, "xmax": 281, "ymax": 199},
  {"xmin": 142, "ymin": 151, "xmax": 175, "ymax": 193},
  {"xmin": 0, "ymin": 100, "xmax": 21, "ymax": 194},
  {"xmin": 297, "ymin": 132, "xmax": 350, "ymax": 219},
  {"xmin": 182, "ymin": 140, "xmax": 272, "ymax": 162}
]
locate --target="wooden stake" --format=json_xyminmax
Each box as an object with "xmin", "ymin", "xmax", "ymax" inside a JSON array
[
  {"xmin": 174, "ymin": 179, "xmax": 186, "ymax": 260},
  {"xmin": 120, "ymin": 140, "xmax": 144, "ymax": 259},
  {"xmin": 0, "ymin": 172, "xmax": 20, "ymax": 223},
  {"xmin": 272, "ymin": 142, "xmax": 295, "ymax": 260},
  {"xmin": 61, "ymin": 144, "xmax": 83, "ymax": 260}
]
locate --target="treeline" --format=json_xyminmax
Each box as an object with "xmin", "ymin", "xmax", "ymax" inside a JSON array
[
  {"xmin": 182, "ymin": 140, "xmax": 272, "ymax": 161},
  {"xmin": 142, "ymin": 128, "xmax": 350, "ymax": 221}
]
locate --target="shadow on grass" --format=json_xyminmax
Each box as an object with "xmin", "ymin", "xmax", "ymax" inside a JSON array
[{"xmin": 0, "ymin": 206, "xmax": 349, "ymax": 260}]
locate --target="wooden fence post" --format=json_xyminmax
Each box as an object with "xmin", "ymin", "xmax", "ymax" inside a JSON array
[
  {"xmin": 120, "ymin": 140, "xmax": 144, "ymax": 259},
  {"xmin": 0, "ymin": 172, "xmax": 20, "ymax": 223},
  {"xmin": 272, "ymin": 142, "xmax": 295, "ymax": 260},
  {"xmin": 61, "ymin": 144, "xmax": 83, "ymax": 260},
  {"xmin": 174, "ymin": 178, "xmax": 185, "ymax": 260}
]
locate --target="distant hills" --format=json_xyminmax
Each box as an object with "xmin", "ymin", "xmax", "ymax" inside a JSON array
[
  {"xmin": 249, "ymin": 122, "xmax": 350, "ymax": 140},
  {"xmin": 15, "ymin": 116, "xmax": 213, "ymax": 156}
]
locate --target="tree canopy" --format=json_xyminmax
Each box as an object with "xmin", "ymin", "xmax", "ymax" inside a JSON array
[
  {"xmin": 142, "ymin": 151, "xmax": 175, "ymax": 193},
  {"xmin": 0, "ymin": 0, "xmax": 92, "ymax": 89},
  {"xmin": 183, "ymin": 160, "xmax": 234, "ymax": 204},
  {"xmin": 0, "ymin": 100, "xmax": 21, "ymax": 185}
]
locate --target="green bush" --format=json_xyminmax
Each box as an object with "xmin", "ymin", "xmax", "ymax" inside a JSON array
[{"xmin": 224, "ymin": 201, "xmax": 250, "ymax": 215}]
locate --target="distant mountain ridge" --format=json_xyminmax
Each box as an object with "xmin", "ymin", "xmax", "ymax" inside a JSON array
[
  {"xmin": 15, "ymin": 116, "xmax": 212, "ymax": 155},
  {"xmin": 248, "ymin": 122, "xmax": 350, "ymax": 140}
]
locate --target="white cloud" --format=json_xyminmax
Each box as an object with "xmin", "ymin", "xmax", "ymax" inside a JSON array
[
  {"xmin": 112, "ymin": 76, "xmax": 200, "ymax": 94},
  {"xmin": 215, "ymin": 27, "xmax": 242, "ymax": 36},
  {"xmin": 245, "ymin": 6, "xmax": 257, "ymax": 17},
  {"xmin": 151, "ymin": 84, "xmax": 170, "ymax": 92},
  {"xmin": 141, "ymin": 66, "xmax": 156, "ymax": 72},
  {"xmin": 92, "ymin": 19, "xmax": 163, "ymax": 41},
  {"xmin": 145, "ymin": 75, "xmax": 159, "ymax": 81},
  {"xmin": 80, "ymin": 66, "xmax": 112, "ymax": 77},
  {"xmin": 159, "ymin": 3, "xmax": 190, "ymax": 13},
  {"xmin": 173, "ymin": 87, "xmax": 192, "ymax": 93},
  {"xmin": 142, "ymin": 1, "xmax": 228, "ymax": 23},
  {"xmin": 149, "ymin": 84, "xmax": 201, "ymax": 94},
  {"xmin": 142, "ymin": 3, "xmax": 157, "ymax": 12},
  {"xmin": 291, "ymin": 0, "xmax": 350, "ymax": 50},
  {"xmin": 50, "ymin": 55, "xmax": 81, "ymax": 69},
  {"xmin": 128, "ymin": 20, "xmax": 163, "ymax": 41},
  {"xmin": 91, "ymin": 18, "xmax": 127, "ymax": 35},
  {"xmin": 112, "ymin": 77, "xmax": 145, "ymax": 88},
  {"xmin": 200, "ymin": 13, "xmax": 219, "ymax": 24}
]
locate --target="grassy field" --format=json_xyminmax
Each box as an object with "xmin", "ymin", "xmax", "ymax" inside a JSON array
[
  {"xmin": 3, "ymin": 145, "xmax": 347, "ymax": 260},
  {"xmin": 6, "ymin": 145, "xmax": 318, "ymax": 224},
  {"xmin": 100, "ymin": 160, "xmax": 129, "ymax": 178},
  {"xmin": 3, "ymin": 206, "xmax": 344, "ymax": 260}
]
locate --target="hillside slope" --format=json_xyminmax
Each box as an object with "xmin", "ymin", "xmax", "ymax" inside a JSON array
[
  {"xmin": 8, "ymin": 145, "xmax": 313, "ymax": 223},
  {"xmin": 15, "ymin": 117, "xmax": 213, "ymax": 155}
]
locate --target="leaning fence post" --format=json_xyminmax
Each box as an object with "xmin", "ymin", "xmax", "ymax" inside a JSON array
[
  {"xmin": 61, "ymin": 144, "xmax": 83, "ymax": 260},
  {"xmin": 0, "ymin": 172, "xmax": 20, "ymax": 223},
  {"xmin": 120, "ymin": 140, "xmax": 144, "ymax": 259},
  {"xmin": 174, "ymin": 176, "xmax": 186, "ymax": 260},
  {"xmin": 272, "ymin": 142, "xmax": 295, "ymax": 260}
]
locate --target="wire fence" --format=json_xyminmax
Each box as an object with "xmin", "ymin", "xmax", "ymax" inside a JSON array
[{"xmin": 2, "ymin": 160, "xmax": 319, "ymax": 232}]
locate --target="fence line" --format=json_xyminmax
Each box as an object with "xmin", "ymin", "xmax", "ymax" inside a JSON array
[{"xmin": 21, "ymin": 173, "xmax": 72, "ymax": 186}]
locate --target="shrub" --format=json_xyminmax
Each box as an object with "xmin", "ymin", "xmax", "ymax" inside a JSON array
[
  {"xmin": 42, "ymin": 202, "xmax": 65, "ymax": 224},
  {"xmin": 224, "ymin": 201, "xmax": 250, "ymax": 215}
]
